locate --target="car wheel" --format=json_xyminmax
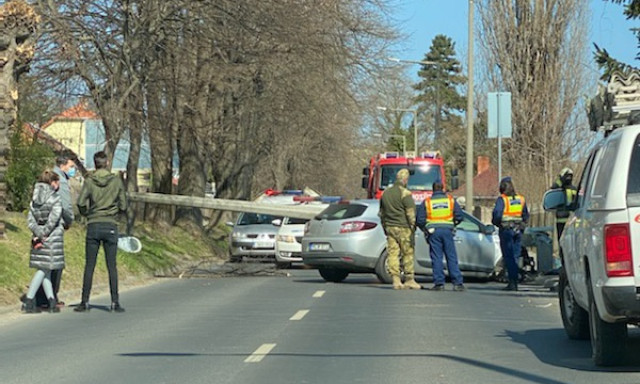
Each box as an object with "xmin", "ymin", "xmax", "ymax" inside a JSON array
[
  {"xmin": 318, "ymin": 268, "xmax": 349, "ymax": 283},
  {"xmin": 588, "ymin": 278, "xmax": 627, "ymax": 366},
  {"xmin": 558, "ymin": 268, "xmax": 589, "ymax": 340},
  {"xmin": 375, "ymin": 250, "xmax": 392, "ymax": 284},
  {"xmin": 228, "ymin": 252, "xmax": 242, "ymax": 263}
]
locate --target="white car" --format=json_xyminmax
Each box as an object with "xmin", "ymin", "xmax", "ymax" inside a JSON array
[
  {"xmin": 544, "ymin": 124, "xmax": 640, "ymax": 366},
  {"xmin": 273, "ymin": 216, "xmax": 309, "ymax": 268}
]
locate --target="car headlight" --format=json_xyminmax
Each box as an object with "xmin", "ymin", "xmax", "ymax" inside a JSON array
[
  {"xmin": 232, "ymin": 232, "xmax": 247, "ymax": 239},
  {"xmin": 277, "ymin": 235, "xmax": 296, "ymax": 243}
]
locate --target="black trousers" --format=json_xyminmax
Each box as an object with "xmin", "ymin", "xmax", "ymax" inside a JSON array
[
  {"xmin": 35, "ymin": 269, "xmax": 62, "ymax": 306},
  {"xmin": 80, "ymin": 222, "xmax": 120, "ymax": 304}
]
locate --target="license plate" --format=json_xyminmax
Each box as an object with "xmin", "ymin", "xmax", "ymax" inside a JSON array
[
  {"xmin": 253, "ymin": 241, "xmax": 272, "ymax": 248},
  {"xmin": 309, "ymin": 243, "xmax": 330, "ymax": 251}
]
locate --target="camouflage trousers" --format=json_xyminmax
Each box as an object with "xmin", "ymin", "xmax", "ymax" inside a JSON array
[{"xmin": 385, "ymin": 226, "xmax": 415, "ymax": 277}]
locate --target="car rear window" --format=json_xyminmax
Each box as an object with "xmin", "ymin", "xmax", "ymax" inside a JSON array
[
  {"xmin": 238, "ymin": 213, "xmax": 282, "ymax": 225},
  {"xmin": 627, "ymin": 134, "xmax": 640, "ymax": 206},
  {"xmin": 315, "ymin": 204, "xmax": 368, "ymax": 221}
]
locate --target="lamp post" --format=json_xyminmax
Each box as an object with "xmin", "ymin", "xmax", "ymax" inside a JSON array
[
  {"xmin": 376, "ymin": 106, "xmax": 418, "ymax": 154},
  {"xmin": 373, "ymin": 133, "xmax": 406, "ymax": 155}
]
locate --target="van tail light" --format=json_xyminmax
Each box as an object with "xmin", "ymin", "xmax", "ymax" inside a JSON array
[
  {"xmin": 339, "ymin": 221, "xmax": 377, "ymax": 233},
  {"xmin": 604, "ymin": 223, "xmax": 633, "ymax": 277}
]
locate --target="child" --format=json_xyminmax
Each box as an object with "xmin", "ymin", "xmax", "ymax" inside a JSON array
[{"xmin": 22, "ymin": 170, "xmax": 65, "ymax": 313}]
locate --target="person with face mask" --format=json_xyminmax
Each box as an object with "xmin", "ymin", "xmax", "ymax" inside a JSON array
[
  {"xmin": 22, "ymin": 170, "xmax": 65, "ymax": 313},
  {"xmin": 33, "ymin": 154, "xmax": 76, "ymax": 310},
  {"xmin": 551, "ymin": 167, "xmax": 577, "ymax": 241}
]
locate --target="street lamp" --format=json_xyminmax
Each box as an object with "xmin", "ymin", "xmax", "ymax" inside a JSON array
[
  {"xmin": 376, "ymin": 106, "xmax": 418, "ymax": 154},
  {"xmin": 387, "ymin": 57, "xmax": 438, "ymax": 66},
  {"xmin": 373, "ymin": 133, "xmax": 406, "ymax": 155}
]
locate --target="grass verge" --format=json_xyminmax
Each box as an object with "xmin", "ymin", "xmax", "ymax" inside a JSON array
[{"xmin": 0, "ymin": 211, "xmax": 228, "ymax": 306}]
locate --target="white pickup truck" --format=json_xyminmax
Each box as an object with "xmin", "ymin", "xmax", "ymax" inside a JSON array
[{"xmin": 543, "ymin": 71, "xmax": 640, "ymax": 366}]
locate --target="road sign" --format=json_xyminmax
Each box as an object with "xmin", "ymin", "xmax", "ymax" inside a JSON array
[{"xmin": 488, "ymin": 92, "xmax": 512, "ymax": 138}]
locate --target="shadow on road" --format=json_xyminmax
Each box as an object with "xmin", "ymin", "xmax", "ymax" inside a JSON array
[{"xmin": 504, "ymin": 327, "xmax": 640, "ymax": 372}]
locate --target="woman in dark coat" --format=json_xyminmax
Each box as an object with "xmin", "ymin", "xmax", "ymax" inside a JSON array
[{"xmin": 22, "ymin": 170, "xmax": 65, "ymax": 313}]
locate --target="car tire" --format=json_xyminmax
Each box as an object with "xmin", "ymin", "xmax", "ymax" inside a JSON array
[
  {"xmin": 375, "ymin": 250, "xmax": 392, "ymax": 284},
  {"xmin": 558, "ymin": 268, "xmax": 589, "ymax": 340},
  {"xmin": 588, "ymin": 278, "xmax": 627, "ymax": 366},
  {"xmin": 318, "ymin": 268, "xmax": 349, "ymax": 283}
]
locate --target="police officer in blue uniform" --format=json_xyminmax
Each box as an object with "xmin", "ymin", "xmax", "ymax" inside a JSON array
[
  {"xmin": 416, "ymin": 181, "xmax": 465, "ymax": 291},
  {"xmin": 492, "ymin": 177, "xmax": 529, "ymax": 291}
]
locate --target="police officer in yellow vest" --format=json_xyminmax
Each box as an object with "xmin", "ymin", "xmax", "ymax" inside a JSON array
[
  {"xmin": 416, "ymin": 181, "xmax": 465, "ymax": 291},
  {"xmin": 492, "ymin": 177, "xmax": 529, "ymax": 291},
  {"xmin": 551, "ymin": 167, "xmax": 577, "ymax": 241},
  {"xmin": 378, "ymin": 168, "xmax": 421, "ymax": 290}
]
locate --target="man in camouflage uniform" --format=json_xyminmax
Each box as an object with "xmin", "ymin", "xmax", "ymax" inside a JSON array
[{"xmin": 378, "ymin": 168, "xmax": 420, "ymax": 290}]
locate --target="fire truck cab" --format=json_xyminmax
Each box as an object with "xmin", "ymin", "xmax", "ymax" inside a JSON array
[{"xmin": 361, "ymin": 151, "xmax": 458, "ymax": 204}]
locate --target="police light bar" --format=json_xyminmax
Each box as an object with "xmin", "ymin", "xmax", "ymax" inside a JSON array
[
  {"xmin": 293, "ymin": 196, "xmax": 345, "ymax": 203},
  {"xmin": 263, "ymin": 189, "xmax": 304, "ymax": 196},
  {"xmin": 420, "ymin": 151, "xmax": 441, "ymax": 159}
]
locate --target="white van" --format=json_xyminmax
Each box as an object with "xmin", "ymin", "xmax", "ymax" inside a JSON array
[{"xmin": 273, "ymin": 216, "xmax": 309, "ymax": 268}]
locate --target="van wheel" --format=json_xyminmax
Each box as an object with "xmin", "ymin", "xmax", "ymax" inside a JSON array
[
  {"xmin": 375, "ymin": 250, "xmax": 392, "ymax": 284},
  {"xmin": 559, "ymin": 268, "xmax": 589, "ymax": 339},
  {"xmin": 276, "ymin": 262, "xmax": 292, "ymax": 269},
  {"xmin": 588, "ymin": 280, "xmax": 627, "ymax": 366},
  {"xmin": 318, "ymin": 268, "xmax": 349, "ymax": 283}
]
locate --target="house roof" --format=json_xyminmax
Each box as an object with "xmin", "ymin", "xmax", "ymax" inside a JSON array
[
  {"xmin": 41, "ymin": 101, "xmax": 99, "ymax": 130},
  {"xmin": 452, "ymin": 167, "xmax": 499, "ymax": 199}
]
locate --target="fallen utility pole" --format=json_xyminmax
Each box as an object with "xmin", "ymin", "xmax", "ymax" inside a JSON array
[{"xmin": 128, "ymin": 192, "xmax": 327, "ymax": 220}]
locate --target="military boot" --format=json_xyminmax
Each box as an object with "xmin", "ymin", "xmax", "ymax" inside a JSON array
[
  {"xmin": 392, "ymin": 275, "xmax": 404, "ymax": 290},
  {"xmin": 404, "ymin": 276, "xmax": 422, "ymax": 290}
]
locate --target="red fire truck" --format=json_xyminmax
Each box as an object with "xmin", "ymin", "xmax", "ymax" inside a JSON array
[{"xmin": 361, "ymin": 151, "xmax": 458, "ymax": 204}]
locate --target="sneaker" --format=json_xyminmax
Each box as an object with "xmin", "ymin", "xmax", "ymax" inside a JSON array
[
  {"xmin": 74, "ymin": 302, "xmax": 89, "ymax": 312},
  {"xmin": 429, "ymin": 284, "xmax": 445, "ymax": 291},
  {"xmin": 453, "ymin": 284, "xmax": 466, "ymax": 292},
  {"xmin": 110, "ymin": 302, "xmax": 125, "ymax": 313}
]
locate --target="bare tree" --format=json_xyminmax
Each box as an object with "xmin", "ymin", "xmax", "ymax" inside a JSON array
[{"xmin": 477, "ymin": 0, "xmax": 594, "ymax": 193}]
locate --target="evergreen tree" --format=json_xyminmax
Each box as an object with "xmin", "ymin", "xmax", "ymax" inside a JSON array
[
  {"xmin": 594, "ymin": 0, "xmax": 639, "ymax": 79},
  {"xmin": 413, "ymin": 35, "xmax": 466, "ymax": 168}
]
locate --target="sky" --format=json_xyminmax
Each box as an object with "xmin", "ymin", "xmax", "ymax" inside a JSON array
[{"xmin": 391, "ymin": 0, "xmax": 638, "ymax": 75}]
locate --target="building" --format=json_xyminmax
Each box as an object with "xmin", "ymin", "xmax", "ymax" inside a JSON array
[{"xmin": 40, "ymin": 102, "xmax": 151, "ymax": 184}]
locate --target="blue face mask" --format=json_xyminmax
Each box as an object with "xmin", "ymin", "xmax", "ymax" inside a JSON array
[{"xmin": 66, "ymin": 167, "xmax": 76, "ymax": 178}]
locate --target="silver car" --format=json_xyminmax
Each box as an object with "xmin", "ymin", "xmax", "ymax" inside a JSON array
[
  {"xmin": 227, "ymin": 212, "xmax": 283, "ymax": 262},
  {"xmin": 301, "ymin": 199, "xmax": 502, "ymax": 283}
]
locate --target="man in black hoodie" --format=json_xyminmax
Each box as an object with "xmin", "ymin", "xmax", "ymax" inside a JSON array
[{"xmin": 74, "ymin": 151, "xmax": 128, "ymax": 313}]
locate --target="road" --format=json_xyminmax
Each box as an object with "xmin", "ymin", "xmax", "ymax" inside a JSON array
[{"xmin": 1, "ymin": 269, "xmax": 640, "ymax": 384}]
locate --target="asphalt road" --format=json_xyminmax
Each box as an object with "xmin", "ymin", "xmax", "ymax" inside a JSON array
[{"xmin": 1, "ymin": 269, "xmax": 640, "ymax": 384}]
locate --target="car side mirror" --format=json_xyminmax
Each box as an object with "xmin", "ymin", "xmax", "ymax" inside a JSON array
[
  {"xmin": 226, "ymin": 221, "xmax": 235, "ymax": 227},
  {"xmin": 483, "ymin": 224, "xmax": 496, "ymax": 235},
  {"xmin": 542, "ymin": 189, "xmax": 567, "ymax": 211},
  {"xmin": 272, "ymin": 219, "xmax": 282, "ymax": 226}
]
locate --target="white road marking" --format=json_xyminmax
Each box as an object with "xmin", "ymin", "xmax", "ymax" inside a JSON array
[
  {"xmin": 289, "ymin": 309, "xmax": 309, "ymax": 321},
  {"xmin": 313, "ymin": 290, "xmax": 325, "ymax": 298},
  {"xmin": 245, "ymin": 343, "xmax": 277, "ymax": 363}
]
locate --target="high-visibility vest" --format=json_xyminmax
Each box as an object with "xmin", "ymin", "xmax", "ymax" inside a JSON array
[
  {"xmin": 557, "ymin": 188, "xmax": 577, "ymax": 223},
  {"xmin": 501, "ymin": 194, "xmax": 525, "ymax": 223},
  {"xmin": 426, "ymin": 194, "xmax": 455, "ymax": 226}
]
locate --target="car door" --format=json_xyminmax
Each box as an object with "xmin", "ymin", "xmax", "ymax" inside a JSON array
[
  {"xmin": 453, "ymin": 214, "xmax": 498, "ymax": 273},
  {"xmin": 563, "ymin": 145, "xmax": 601, "ymax": 307}
]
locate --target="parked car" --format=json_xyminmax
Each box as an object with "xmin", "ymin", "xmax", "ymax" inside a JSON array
[
  {"xmin": 301, "ymin": 199, "xmax": 501, "ymax": 283},
  {"xmin": 543, "ymin": 124, "xmax": 640, "ymax": 366},
  {"xmin": 273, "ymin": 216, "xmax": 309, "ymax": 268},
  {"xmin": 227, "ymin": 212, "xmax": 284, "ymax": 262}
]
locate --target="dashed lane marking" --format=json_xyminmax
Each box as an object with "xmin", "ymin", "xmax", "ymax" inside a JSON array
[
  {"xmin": 289, "ymin": 309, "xmax": 309, "ymax": 321},
  {"xmin": 313, "ymin": 290, "xmax": 325, "ymax": 298},
  {"xmin": 245, "ymin": 343, "xmax": 277, "ymax": 363}
]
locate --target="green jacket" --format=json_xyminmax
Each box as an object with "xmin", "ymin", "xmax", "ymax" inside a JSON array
[
  {"xmin": 378, "ymin": 181, "xmax": 416, "ymax": 229},
  {"xmin": 77, "ymin": 169, "xmax": 128, "ymax": 225}
]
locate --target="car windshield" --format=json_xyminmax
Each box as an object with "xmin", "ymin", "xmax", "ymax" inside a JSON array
[
  {"xmin": 379, "ymin": 164, "xmax": 442, "ymax": 191},
  {"xmin": 315, "ymin": 204, "xmax": 368, "ymax": 221},
  {"xmin": 237, "ymin": 212, "xmax": 282, "ymax": 225}
]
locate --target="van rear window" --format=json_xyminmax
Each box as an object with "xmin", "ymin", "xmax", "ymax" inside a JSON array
[
  {"xmin": 315, "ymin": 204, "xmax": 368, "ymax": 221},
  {"xmin": 627, "ymin": 134, "xmax": 640, "ymax": 206}
]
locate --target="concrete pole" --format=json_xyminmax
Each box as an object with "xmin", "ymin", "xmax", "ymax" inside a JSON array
[{"xmin": 465, "ymin": 0, "xmax": 475, "ymax": 213}]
